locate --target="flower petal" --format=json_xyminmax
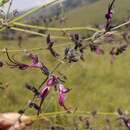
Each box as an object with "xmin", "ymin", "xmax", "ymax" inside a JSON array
[{"xmin": 39, "ymin": 86, "xmax": 49, "ymax": 99}]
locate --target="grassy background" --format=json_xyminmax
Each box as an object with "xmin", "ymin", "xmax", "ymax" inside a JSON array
[{"xmin": 0, "ymin": 0, "xmax": 130, "ymax": 129}]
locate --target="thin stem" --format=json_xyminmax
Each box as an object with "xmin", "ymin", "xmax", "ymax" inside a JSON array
[
  {"xmin": 6, "ymin": 0, "xmax": 13, "ymax": 20},
  {"xmin": 111, "ymin": 20, "xmax": 130, "ymax": 30}
]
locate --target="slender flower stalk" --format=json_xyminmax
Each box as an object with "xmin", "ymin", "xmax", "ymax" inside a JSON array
[
  {"xmin": 29, "ymin": 75, "xmax": 71, "ymax": 114},
  {"xmin": 28, "ymin": 100, "xmax": 40, "ymax": 111},
  {"xmin": 36, "ymin": 75, "xmax": 59, "ymax": 115},
  {"xmin": 105, "ymin": 0, "xmax": 116, "ymax": 31},
  {"xmin": 46, "ymin": 34, "xmax": 60, "ymax": 58},
  {"xmin": 6, "ymin": 49, "xmax": 50, "ymax": 76},
  {"xmin": 25, "ymin": 84, "xmax": 39, "ymax": 96}
]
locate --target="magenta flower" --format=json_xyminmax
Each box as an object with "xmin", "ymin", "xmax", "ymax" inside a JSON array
[
  {"xmin": 38, "ymin": 75, "xmax": 71, "ymax": 113},
  {"xmin": 39, "ymin": 75, "xmax": 59, "ymax": 99},
  {"xmin": 27, "ymin": 76, "xmax": 59, "ymax": 114},
  {"xmin": 39, "ymin": 85, "xmax": 50, "ymax": 99},
  {"xmin": 119, "ymin": 117, "xmax": 130, "ymax": 130},
  {"xmin": 37, "ymin": 75, "xmax": 59, "ymax": 115},
  {"xmin": 58, "ymin": 84, "xmax": 71, "ymax": 110},
  {"xmin": 6, "ymin": 51, "xmax": 40, "ymax": 70},
  {"xmin": 27, "ymin": 74, "xmax": 71, "ymax": 115},
  {"xmin": 6, "ymin": 50, "xmax": 50, "ymax": 75},
  {"xmin": 59, "ymin": 84, "xmax": 70, "ymax": 93},
  {"xmin": 128, "ymin": 121, "xmax": 130, "ymax": 130},
  {"xmin": 28, "ymin": 53, "xmax": 43, "ymax": 68},
  {"xmin": 46, "ymin": 75, "xmax": 58, "ymax": 86},
  {"xmin": 105, "ymin": 0, "xmax": 116, "ymax": 31},
  {"xmin": 59, "ymin": 93, "xmax": 65, "ymax": 106},
  {"xmin": 105, "ymin": 10, "xmax": 113, "ymax": 20}
]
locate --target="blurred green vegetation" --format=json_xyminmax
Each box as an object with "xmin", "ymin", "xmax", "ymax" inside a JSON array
[{"xmin": 0, "ymin": 0, "xmax": 130, "ymax": 129}]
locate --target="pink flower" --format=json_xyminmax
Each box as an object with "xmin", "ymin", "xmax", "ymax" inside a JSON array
[
  {"xmin": 6, "ymin": 50, "xmax": 49, "ymax": 75},
  {"xmin": 39, "ymin": 86, "xmax": 50, "ymax": 99},
  {"xmin": 58, "ymin": 84, "xmax": 71, "ymax": 110},
  {"xmin": 127, "ymin": 121, "xmax": 130, "ymax": 129},
  {"xmin": 105, "ymin": 11, "xmax": 113, "ymax": 20},
  {"xmin": 105, "ymin": 0, "xmax": 115, "ymax": 31},
  {"xmin": 46, "ymin": 75, "xmax": 58, "ymax": 86},
  {"xmin": 59, "ymin": 84, "xmax": 70, "ymax": 94},
  {"xmin": 59, "ymin": 93, "xmax": 65, "ymax": 106},
  {"xmin": 27, "ymin": 53, "xmax": 42, "ymax": 68},
  {"xmin": 39, "ymin": 75, "xmax": 59, "ymax": 99},
  {"xmin": 119, "ymin": 117, "xmax": 130, "ymax": 130}
]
